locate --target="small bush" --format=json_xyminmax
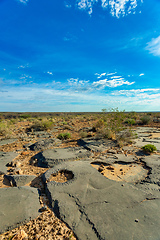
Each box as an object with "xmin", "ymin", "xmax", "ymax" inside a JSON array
[
  {"xmin": 141, "ymin": 115, "xmax": 150, "ymax": 125},
  {"xmin": 27, "ymin": 120, "xmax": 54, "ymax": 132},
  {"xmin": 117, "ymin": 129, "xmax": 134, "ymax": 146},
  {"xmin": 0, "ymin": 121, "xmax": 12, "ymax": 138},
  {"xmin": 94, "ymin": 119, "xmax": 105, "ymax": 129},
  {"xmin": 79, "ymin": 131, "xmax": 88, "ymax": 138},
  {"xmin": 98, "ymin": 128, "xmax": 115, "ymax": 140},
  {"xmin": 57, "ymin": 132, "xmax": 71, "ymax": 140},
  {"xmin": 19, "ymin": 114, "xmax": 31, "ymax": 119},
  {"xmin": 142, "ymin": 144, "xmax": 157, "ymax": 153},
  {"xmin": 124, "ymin": 119, "xmax": 136, "ymax": 125}
]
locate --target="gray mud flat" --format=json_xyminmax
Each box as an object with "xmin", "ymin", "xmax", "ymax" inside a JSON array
[
  {"xmin": 43, "ymin": 161, "xmax": 160, "ymax": 240},
  {"xmin": 0, "ymin": 186, "xmax": 41, "ymax": 234}
]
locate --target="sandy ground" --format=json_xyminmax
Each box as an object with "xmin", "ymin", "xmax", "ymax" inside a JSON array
[{"xmin": 91, "ymin": 162, "xmax": 148, "ymax": 182}]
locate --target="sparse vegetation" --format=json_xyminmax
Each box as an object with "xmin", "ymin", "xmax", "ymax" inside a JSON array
[
  {"xmin": 141, "ymin": 115, "xmax": 150, "ymax": 125},
  {"xmin": 142, "ymin": 144, "xmax": 157, "ymax": 153},
  {"xmin": 124, "ymin": 119, "xmax": 136, "ymax": 126},
  {"xmin": 57, "ymin": 132, "xmax": 71, "ymax": 140},
  {"xmin": 79, "ymin": 131, "xmax": 88, "ymax": 138},
  {"xmin": 26, "ymin": 120, "xmax": 54, "ymax": 132}
]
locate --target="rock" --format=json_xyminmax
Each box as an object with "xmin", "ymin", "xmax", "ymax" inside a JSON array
[
  {"xmin": 35, "ymin": 147, "xmax": 93, "ymax": 168},
  {"xmin": 43, "ymin": 161, "xmax": 160, "ymax": 240},
  {"xmin": 0, "ymin": 152, "xmax": 18, "ymax": 174},
  {"xmin": 113, "ymin": 154, "xmax": 136, "ymax": 163},
  {"xmin": 140, "ymin": 155, "xmax": 160, "ymax": 186},
  {"xmin": 107, "ymin": 149, "xmax": 117, "ymax": 154},
  {"xmin": 0, "ymin": 138, "xmax": 18, "ymax": 146},
  {"xmin": 78, "ymin": 137, "xmax": 116, "ymax": 152},
  {"xmin": 28, "ymin": 138, "xmax": 61, "ymax": 151},
  {"xmin": 132, "ymin": 127, "xmax": 160, "ymax": 152},
  {"xmin": 0, "ymin": 186, "xmax": 41, "ymax": 234},
  {"xmin": 4, "ymin": 174, "xmax": 36, "ymax": 187}
]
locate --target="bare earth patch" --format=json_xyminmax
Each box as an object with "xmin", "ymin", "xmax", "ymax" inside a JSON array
[
  {"xmin": 0, "ymin": 208, "xmax": 76, "ymax": 240},
  {"xmin": 91, "ymin": 162, "xmax": 148, "ymax": 183},
  {"xmin": 149, "ymin": 133, "xmax": 160, "ymax": 139},
  {"xmin": 47, "ymin": 170, "xmax": 74, "ymax": 183}
]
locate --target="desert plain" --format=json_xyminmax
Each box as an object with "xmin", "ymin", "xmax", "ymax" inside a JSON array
[{"xmin": 0, "ymin": 111, "xmax": 160, "ymax": 240}]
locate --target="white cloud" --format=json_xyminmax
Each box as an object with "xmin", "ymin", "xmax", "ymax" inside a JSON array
[
  {"xmin": 146, "ymin": 36, "xmax": 160, "ymax": 56},
  {"xmin": 47, "ymin": 71, "xmax": 53, "ymax": 75},
  {"xmin": 18, "ymin": 0, "xmax": 28, "ymax": 4},
  {"xmin": 139, "ymin": 73, "xmax": 144, "ymax": 76},
  {"xmin": 77, "ymin": 0, "xmax": 98, "ymax": 15},
  {"xmin": 1, "ymin": 84, "xmax": 159, "ymax": 112},
  {"xmin": 107, "ymin": 72, "xmax": 116, "ymax": 76},
  {"xmin": 76, "ymin": 0, "xmax": 143, "ymax": 17},
  {"xmin": 93, "ymin": 72, "xmax": 135, "ymax": 89},
  {"xmin": 64, "ymin": 1, "xmax": 72, "ymax": 8},
  {"xmin": 92, "ymin": 78, "xmax": 135, "ymax": 89},
  {"xmin": 112, "ymin": 88, "xmax": 160, "ymax": 96},
  {"xmin": 96, "ymin": 72, "xmax": 107, "ymax": 78}
]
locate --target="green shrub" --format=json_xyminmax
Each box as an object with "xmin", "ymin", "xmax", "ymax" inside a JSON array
[
  {"xmin": 141, "ymin": 115, "xmax": 150, "ymax": 125},
  {"xmin": 142, "ymin": 144, "xmax": 157, "ymax": 153},
  {"xmin": 124, "ymin": 119, "xmax": 136, "ymax": 125},
  {"xmin": 27, "ymin": 120, "xmax": 54, "ymax": 132},
  {"xmin": 0, "ymin": 121, "xmax": 12, "ymax": 138},
  {"xmin": 19, "ymin": 114, "xmax": 31, "ymax": 119},
  {"xmin": 57, "ymin": 132, "xmax": 71, "ymax": 140},
  {"xmin": 95, "ymin": 119, "xmax": 105, "ymax": 129}
]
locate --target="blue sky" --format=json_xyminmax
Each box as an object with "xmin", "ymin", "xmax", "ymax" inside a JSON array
[{"xmin": 0, "ymin": 0, "xmax": 160, "ymax": 112}]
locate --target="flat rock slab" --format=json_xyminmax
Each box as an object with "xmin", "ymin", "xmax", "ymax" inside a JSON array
[
  {"xmin": 0, "ymin": 186, "xmax": 41, "ymax": 234},
  {"xmin": 43, "ymin": 161, "xmax": 160, "ymax": 240},
  {"xmin": 28, "ymin": 138, "xmax": 61, "ymax": 151},
  {"xmin": 4, "ymin": 175, "xmax": 36, "ymax": 187},
  {"xmin": 132, "ymin": 127, "xmax": 160, "ymax": 152},
  {"xmin": 35, "ymin": 147, "xmax": 93, "ymax": 168},
  {"xmin": 139, "ymin": 155, "xmax": 160, "ymax": 186},
  {"xmin": 78, "ymin": 138, "xmax": 117, "ymax": 152},
  {"xmin": 0, "ymin": 152, "xmax": 18, "ymax": 174},
  {"xmin": 114, "ymin": 154, "xmax": 138, "ymax": 163},
  {"xmin": 0, "ymin": 139, "xmax": 18, "ymax": 146}
]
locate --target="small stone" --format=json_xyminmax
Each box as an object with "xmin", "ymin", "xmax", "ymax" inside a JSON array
[
  {"xmin": 98, "ymin": 167, "xmax": 104, "ymax": 172},
  {"xmin": 12, "ymin": 229, "xmax": 28, "ymax": 240},
  {"xmin": 107, "ymin": 149, "xmax": 117, "ymax": 154},
  {"xmin": 135, "ymin": 219, "xmax": 139, "ymax": 222},
  {"xmin": 15, "ymin": 162, "xmax": 21, "ymax": 168},
  {"xmin": 39, "ymin": 205, "xmax": 48, "ymax": 212}
]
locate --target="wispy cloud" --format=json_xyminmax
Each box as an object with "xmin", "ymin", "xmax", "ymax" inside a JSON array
[
  {"xmin": 47, "ymin": 71, "xmax": 53, "ymax": 75},
  {"xmin": 17, "ymin": 0, "xmax": 28, "ymax": 4},
  {"xmin": 67, "ymin": 73, "xmax": 134, "ymax": 91},
  {"xmin": 76, "ymin": 0, "xmax": 143, "ymax": 17},
  {"xmin": 92, "ymin": 72, "xmax": 135, "ymax": 89},
  {"xmin": 1, "ymin": 85, "xmax": 159, "ymax": 112},
  {"xmin": 146, "ymin": 36, "xmax": 160, "ymax": 56},
  {"xmin": 77, "ymin": 0, "xmax": 98, "ymax": 15},
  {"xmin": 64, "ymin": 1, "xmax": 72, "ymax": 8},
  {"xmin": 112, "ymin": 88, "xmax": 160, "ymax": 96},
  {"xmin": 139, "ymin": 73, "xmax": 144, "ymax": 76},
  {"xmin": 92, "ymin": 78, "xmax": 134, "ymax": 89}
]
